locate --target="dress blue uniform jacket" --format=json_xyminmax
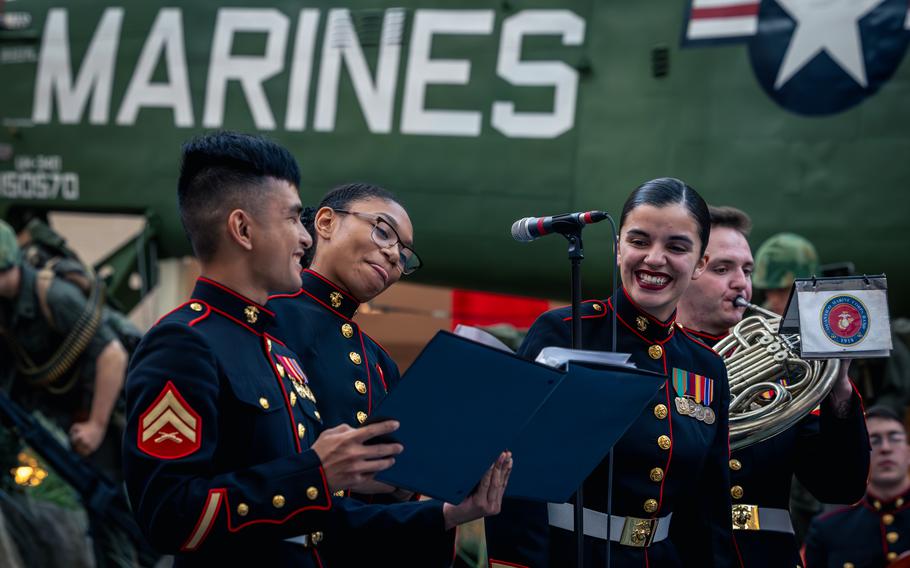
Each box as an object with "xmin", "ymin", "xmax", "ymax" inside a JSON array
[
  {"xmin": 123, "ymin": 278, "xmax": 451, "ymax": 567},
  {"xmin": 805, "ymin": 489, "xmax": 910, "ymax": 567},
  {"xmin": 485, "ymin": 288, "xmax": 734, "ymax": 567},
  {"xmin": 267, "ymin": 269, "xmax": 454, "ymax": 565},
  {"xmin": 687, "ymin": 328, "xmax": 870, "ymax": 568}
]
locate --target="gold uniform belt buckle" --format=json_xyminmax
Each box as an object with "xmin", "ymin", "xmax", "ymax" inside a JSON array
[
  {"xmin": 732, "ymin": 504, "xmax": 761, "ymax": 530},
  {"xmin": 619, "ymin": 517, "xmax": 657, "ymax": 547}
]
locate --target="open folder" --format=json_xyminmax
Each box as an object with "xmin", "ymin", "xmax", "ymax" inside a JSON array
[{"xmin": 369, "ymin": 331, "xmax": 665, "ymax": 504}]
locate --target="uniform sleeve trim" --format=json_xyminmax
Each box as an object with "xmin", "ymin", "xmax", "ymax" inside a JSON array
[
  {"xmin": 225, "ymin": 465, "xmax": 333, "ymax": 531},
  {"xmin": 181, "ymin": 489, "xmax": 224, "ymax": 551}
]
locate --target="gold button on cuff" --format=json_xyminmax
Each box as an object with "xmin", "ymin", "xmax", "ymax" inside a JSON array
[
  {"xmin": 648, "ymin": 345, "xmax": 663, "ymax": 359},
  {"xmin": 190, "ymin": 302, "xmax": 203, "ymax": 312},
  {"xmin": 731, "ymin": 485, "xmax": 744, "ymax": 500},
  {"xmin": 237, "ymin": 503, "xmax": 249, "ymax": 516},
  {"xmin": 272, "ymin": 495, "xmax": 286, "ymax": 508},
  {"xmin": 884, "ymin": 513, "xmax": 895, "ymax": 525},
  {"xmin": 298, "ymin": 423, "xmax": 306, "ymax": 439},
  {"xmin": 259, "ymin": 397, "xmax": 270, "ymax": 410},
  {"xmin": 657, "ymin": 435, "xmax": 671, "ymax": 450},
  {"xmin": 643, "ymin": 499, "xmax": 658, "ymax": 513},
  {"xmin": 349, "ymin": 352, "xmax": 362, "ymax": 365},
  {"xmin": 306, "ymin": 486, "xmax": 319, "ymax": 501},
  {"xmin": 341, "ymin": 323, "xmax": 354, "ymax": 339},
  {"xmin": 653, "ymin": 404, "xmax": 668, "ymax": 420},
  {"xmin": 593, "ymin": 303, "xmax": 603, "ymax": 312},
  {"xmin": 887, "ymin": 531, "xmax": 899, "ymax": 543},
  {"xmin": 289, "ymin": 392, "xmax": 297, "ymax": 406},
  {"xmin": 729, "ymin": 459, "xmax": 742, "ymax": 471},
  {"xmin": 649, "ymin": 467, "xmax": 664, "ymax": 482},
  {"xmin": 888, "ymin": 552, "xmax": 898, "ymax": 562},
  {"xmin": 356, "ymin": 411, "xmax": 368, "ymax": 424},
  {"xmin": 354, "ymin": 380, "xmax": 367, "ymax": 395}
]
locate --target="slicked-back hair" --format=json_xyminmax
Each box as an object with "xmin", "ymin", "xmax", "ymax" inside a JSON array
[
  {"xmin": 177, "ymin": 131, "xmax": 301, "ymax": 261},
  {"xmin": 709, "ymin": 205, "xmax": 752, "ymax": 238},
  {"xmin": 619, "ymin": 177, "xmax": 711, "ymax": 256},
  {"xmin": 303, "ymin": 182, "xmax": 399, "ymax": 266}
]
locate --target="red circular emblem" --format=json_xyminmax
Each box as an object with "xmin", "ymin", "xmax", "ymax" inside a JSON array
[{"xmin": 826, "ymin": 304, "xmax": 863, "ymax": 339}]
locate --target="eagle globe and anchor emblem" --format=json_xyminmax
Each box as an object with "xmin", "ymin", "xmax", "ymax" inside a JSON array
[
  {"xmin": 820, "ymin": 294, "xmax": 870, "ymax": 345},
  {"xmin": 682, "ymin": 0, "xmax": 910, "ymax": 115}
]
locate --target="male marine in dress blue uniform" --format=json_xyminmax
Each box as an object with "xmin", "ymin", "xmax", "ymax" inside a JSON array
[
  {"xmin": 804, "ymin": 406, "xmax": 909, "ymax": 568},
  {"xmin": 676, "ymin": 206, "xmax": 869, "ymax": 568},
  {"xmin": 485, "ymin": 289, "xmax": 734, "ymax": 567}
]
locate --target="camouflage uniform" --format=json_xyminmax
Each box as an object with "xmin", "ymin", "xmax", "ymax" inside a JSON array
[
  {"xmin": 0, "ymin": 220, "xmax": 140, "ymax": 568},
  {"xmin": 752, "ymin": 232, "xmax": 820, "ymax": 292}
]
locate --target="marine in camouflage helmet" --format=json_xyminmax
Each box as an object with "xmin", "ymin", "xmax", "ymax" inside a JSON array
[
  {"xmin": 752, "ymin": 232, "xmax": 820, "ymax": 290},
  {"xmin": 0, "ymin": 220, "xmax": 21, "ymax": 272}
]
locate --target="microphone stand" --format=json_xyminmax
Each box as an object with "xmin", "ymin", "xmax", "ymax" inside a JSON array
[{"xmin": 564, "ymin": 229, "xmax": 585, "ymax": 568}]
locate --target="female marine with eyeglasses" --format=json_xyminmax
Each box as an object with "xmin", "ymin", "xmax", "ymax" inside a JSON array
[{"xmin": 267, "ymin": 183, "xmax": 447, "ymax": 564}]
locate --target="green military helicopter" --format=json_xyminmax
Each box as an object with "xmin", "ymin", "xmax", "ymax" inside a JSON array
[{"xmin": 2, "ymin": 0, "xmax": 909, "ymax": 314}]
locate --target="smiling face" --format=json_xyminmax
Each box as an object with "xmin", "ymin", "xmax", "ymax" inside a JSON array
[
  {"xmin": 617, "ymin": 203, "xmax": 707, "ymax": 321},
  {"xmin": 248, "ymin": 179, "xmax": 311, "ymax": 294},
  {"xmin": 678, "ymin": 226, "xmax": 754, "ymax": 334},
  {"xmin": 309, "ymin": 197, "xmax": 414, "ymax": 302}
]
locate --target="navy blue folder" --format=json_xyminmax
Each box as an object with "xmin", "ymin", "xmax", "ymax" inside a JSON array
[{"xmin": 370, "ymin": 331, "xmax": 665, "ymax": 504}]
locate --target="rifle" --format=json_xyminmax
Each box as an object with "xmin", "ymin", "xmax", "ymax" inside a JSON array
[{"xmin": 0, "ymin": 390, "xmax": 153, "ymax": 553}]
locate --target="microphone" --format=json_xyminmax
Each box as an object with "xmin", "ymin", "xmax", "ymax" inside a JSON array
[{"xmin": 511, "ymin": 211, "xmax": 608, "ymax": 242}]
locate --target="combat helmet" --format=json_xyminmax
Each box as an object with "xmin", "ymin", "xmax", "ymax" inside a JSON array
[
  {"xmin": 752, "ymin": 232, "xmax": 819, "ymax": 290},
  {"xmin": 0, "ymin": 220, "xmax": 21, "ymax": 271}
]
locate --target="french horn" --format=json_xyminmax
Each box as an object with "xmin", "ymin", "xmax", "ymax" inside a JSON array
[{"xmin": 714, "ymin": 296, "xmax": 841, "ymax": 450}]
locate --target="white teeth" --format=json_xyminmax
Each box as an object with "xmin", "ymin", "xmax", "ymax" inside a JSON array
[{"xmin": 639, "ymin": 273, "xmax": 668, "ymax": 286}]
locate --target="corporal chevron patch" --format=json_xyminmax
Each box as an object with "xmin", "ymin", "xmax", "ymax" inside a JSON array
[{"xmin": 138, "ymin": 381, "xmax": 202, "ymax": 459}]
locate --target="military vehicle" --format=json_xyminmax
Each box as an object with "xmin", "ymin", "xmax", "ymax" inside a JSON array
[{"xmin": 2, "ymin": 0, "xmax": 909, "ymax": 313}]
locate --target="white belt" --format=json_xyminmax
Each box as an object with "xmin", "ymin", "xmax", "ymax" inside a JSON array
[
  {"xmin": 731, "ymin": 505, "xmax": 794, "ymax": 533},
  {"xmin": 547, "ymin": 502, "xmax": 672, "ymax": 547},
  {"xmin": 285, "ymin": 531, "xmax": 324, "ymax": 547}
]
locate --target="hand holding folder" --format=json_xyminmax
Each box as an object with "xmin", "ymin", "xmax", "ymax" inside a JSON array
[{"xmin": 366, "ymin": 331, "xmax": 665, "ymax": 504}]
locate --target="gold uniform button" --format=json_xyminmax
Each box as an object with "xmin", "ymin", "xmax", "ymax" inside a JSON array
[
  {"xmin": 888, "ymin": 552, "xmax": 898, "ymax": 561},
  {"xmin": 898, "ymin": 498, "xmax": 906, "ymax": 507},
  {"xmin": 593, "ymin": 303, "xmax": 603, "ymax": 312},
  {"xmin": 349, "ymin": 352, "xmax": 362, "ymax": 365},
  {"xmin": 298, "ymin": 423, "xmax": 306, "ymax": 439},
  {"xmin": 272, "ymin": 495, "xmax": 286, "ymax": 508},
  {"xmin": 887, "ymin": 531, "xmax": 899, "ymax": 543},
  {"xmin": 289, "ymin": 392, "xmax": 297, "ymax": 406},
  {"xmin": 643, "ymin": 499, "xmax": 658, "ymax": 513},
  {"xmin": 237, "ymin": 503, "xmax": 249, "ymax": 516},
  {"xmin": 648, "ymin": 345, "xmax": 663, "ymax": 359},
  {"xmin": 354, "ymin": 380, "xmax": 367, "ymax": 395},
  {"xmin": 356, "ymin": 411, "xmax": 368, "ymax": 424},
  {"xmin": 657, "ymin": 435, "xmax": 672, "ymax": 450},
  {"xmin": 259, "ymin": 397, "xmax": 270, "ymax": 410},
  {"xmin": 333, "ymin": 490, "xmax": 345, "ymax": 497},
  {"xmin": 875, "ymin": 500, "xmax": 883, "ymax": 510},
  {"xmin": 276, "ymin": 364, "xmax": 286, "ymax": 378},
  {"xmin": 731, "ymin": 485, "xmax": 744, "ymax": 500},
  {"xmin": 341, "ymin": 323, "xmax": 354, "ymax": 339},
  {"xmin": 884, "ymin": 513, "xmax": 895, "ymax": 525},
  {"xmin": 729, "ymin": 459, "xmax": 742, "ymax": 471},
  {"xmin": 311, "ymin": 531, "xmax": 324, "ymax": 544},
  {"xmin": 306, "ymin": 486, "xmax": 319, "ymax": 501},
  {"xmin": 649, "ymin": 467, "xmax": 664, "ymax": 482},
  {"xmin": 190, "ymin": 302, "xmax": 203, "ymax": 312},
  {"xmin": 653, "ymin": 404, "xmax": 668, "ymax": 420}
]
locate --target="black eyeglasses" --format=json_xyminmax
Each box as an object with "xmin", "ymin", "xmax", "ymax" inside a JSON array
[{"xmin": 333, "ymin": 210, "xmax": 422, "ymax": 275}]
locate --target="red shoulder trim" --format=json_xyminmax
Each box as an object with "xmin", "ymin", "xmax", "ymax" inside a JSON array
[
  {"xmin": 816, "ymin": 503, "xmax": 858, "ymax": 522},
  {"xmin": 267, "ymin": 288, "xmax": 305, "ymax": 301},
  {"xmin": 189, "ymin": 302, "xmax": 211, "ymax": 327},
  {"xmin": 153, "ymin": 301, "xmax": 194, "ymax": 328},
  {"xmin": 559, "ymin": 299, "xmax": 610, "ymax": 321},
  {"xmin": 678, "ymin": 327, "xmax": 723, "ymax": 355}
]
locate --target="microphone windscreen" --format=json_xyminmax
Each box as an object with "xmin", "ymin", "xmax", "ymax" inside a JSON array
[{"xmin": 511, "ymin": 218, "xmax": 531, "ymax": 242}]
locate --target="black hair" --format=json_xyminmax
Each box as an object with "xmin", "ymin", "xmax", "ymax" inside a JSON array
[
  {"xmin": 619, "ymin": 177, "xmax": 711, "ymax": 256},
  {"xmin": 709, "ymin": 205, "xmax": 752, "ymax": 237},
  {"xmin": 302, "ymin": 182, "xmax": 399, "ymax": 266},
  {"xmin": 177, "ymin": 131, "xmax": 301, "ymax": 261},
  {"xmin": 866, "ymin": 405, "xmax": 905, "ymax": 424}
]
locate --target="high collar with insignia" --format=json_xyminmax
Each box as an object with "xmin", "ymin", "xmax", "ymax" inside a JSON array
[
  {"xmin": 866, "ymin": 487, "xmax": 910, "ymax": 513},
  {"xmin": 191, "ymin": 277, "xmax": 275, "ymax": 334},
  {"xmin": 612, "ymin": 287, "xmax": 677, "ymax": 344},
  {"xmin": 301, "ymin": 270, "xmax": 360, "ymax": 320}
]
